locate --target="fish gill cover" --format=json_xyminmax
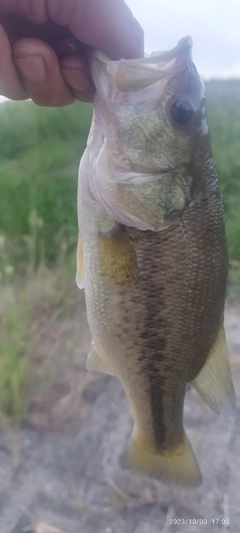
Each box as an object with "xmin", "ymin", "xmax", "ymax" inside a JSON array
[{"xmin": 80, "ymin": 36, "xmax": 204, "ymax": 231}]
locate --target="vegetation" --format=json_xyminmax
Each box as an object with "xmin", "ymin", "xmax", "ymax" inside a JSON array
[
  {"xmin": 0, "ymin": 101, "xmax": 92, "ymax": 274},
  {"xmin": 206, "ymin": 81, "xmax": 240, "ymax": 262},
  {"xmin": 0, "ymin": 81, "xmax": 239, "ymax": 423}
]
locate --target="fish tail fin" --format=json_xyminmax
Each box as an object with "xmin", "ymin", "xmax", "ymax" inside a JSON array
[{"xmin": 122, "ymin": 428, "xmax": 202, "ymax": 488}]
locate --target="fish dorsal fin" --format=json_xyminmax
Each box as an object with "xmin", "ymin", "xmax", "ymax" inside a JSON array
[
  {"xmin": 86, "ymin": 342, "xmax": 115, "ymax": 376},
  {"xmin": 76, "ymin": 234, "xmax": 85, "ymax": 289},
  {"xmin": 191, "ymin": 327, "xmax": 236, "ymax": 416}
]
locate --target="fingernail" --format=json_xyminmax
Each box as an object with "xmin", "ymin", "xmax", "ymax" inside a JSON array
[{"xmin": 13, "ymin": 55, "xmax": 46, "ymax": 83}]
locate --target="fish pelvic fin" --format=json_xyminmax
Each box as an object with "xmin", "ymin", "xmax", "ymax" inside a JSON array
[
  {"xmin": 76, "ymin": 234, "xmax": 85, "ymax": 289},
  {"xmin": 98, "ymin": 226, "xmax": 137, "ymax": 284},
  {"xmin": 86, "ymin": 342, "xmax": 115, "ymax": 376},
  {"xmin": 191, "ymin": 326, "xmax": 236, "ymax": 416},
  {"xmin": 122, "ymin": 428, "xmax": 202, "ymax": 488}
]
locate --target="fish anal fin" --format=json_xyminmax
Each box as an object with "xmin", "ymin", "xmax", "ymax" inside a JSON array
[
  {"xmin": 76, "ymin": 234, "xmax": 85, "ymax": 289},
  {"xmin": 98, "ymin": 226, "xmax": 137, "ymax": 284},
  {"xmin": 86, "ymin": 342, "xmax": 114, "ymax": 376},
  {"xmin": 122, "ymin": 427, "xmax": 202, "ymax": 488},
  {"xmin": 191, "ymin": 327, "xmax": 236, "ymax": 416}
]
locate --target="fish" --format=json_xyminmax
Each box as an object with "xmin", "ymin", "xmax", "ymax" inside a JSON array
[{"xmin": 76, "ymin": 36, "xmax": 236, "ymax": 488}]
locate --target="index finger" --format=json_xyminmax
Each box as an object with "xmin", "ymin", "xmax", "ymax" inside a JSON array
[{"xmin": 51, "ymin": 0, "xmax": 144, "ymax": 60}]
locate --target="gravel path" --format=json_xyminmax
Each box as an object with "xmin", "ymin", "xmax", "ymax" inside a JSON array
[{"xmin": 0, "ymin": 304, "xmax": 239, "ymax": 533}]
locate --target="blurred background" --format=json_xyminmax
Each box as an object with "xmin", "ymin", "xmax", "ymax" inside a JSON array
[
  {"xmin": 127, "ymin": 0, "xmax": 240, "ymax": 79},
  {"xmin": 0, "ymin": 1, "xmax": 240, "ymax": 532}
]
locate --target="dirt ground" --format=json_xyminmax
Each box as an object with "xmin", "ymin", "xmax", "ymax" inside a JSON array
[{"xmin": 0, "ymin": 290, "xmax": 240, "ymax": 533}]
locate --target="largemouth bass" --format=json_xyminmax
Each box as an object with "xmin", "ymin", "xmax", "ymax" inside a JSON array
[{"xmin": 76, "ymin": 37, "xmax": 236, "ymax": 487}]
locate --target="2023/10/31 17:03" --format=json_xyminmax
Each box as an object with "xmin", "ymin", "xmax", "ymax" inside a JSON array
[{"xmin": 169, "ymin": 518, "xmax": 230, "ymax": 525}]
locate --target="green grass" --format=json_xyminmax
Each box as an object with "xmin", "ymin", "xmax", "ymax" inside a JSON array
[
  {"xmin": 0, "ymin": 286, "xmax": 31, "ymax": 426},
  {"xmin": 206, "ymin": 80, "xmax": 240, "ymax": 262},
  {"xmin": 0, "ymin": 100, "xmax": 92, "ymax": 273},
  {"xmin": 0, "ymin": 82, "xmax": 239, "ymax": 423},
  {"xmin": 0, "ymin": 100, "xmax": 92, "ymax": 423}
]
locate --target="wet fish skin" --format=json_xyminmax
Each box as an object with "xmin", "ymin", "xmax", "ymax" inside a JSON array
[{"xmin": 77, "ymin": 37, "xmax": 236, "ymax": 487}]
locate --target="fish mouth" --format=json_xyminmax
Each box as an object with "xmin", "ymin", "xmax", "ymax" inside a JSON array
[
  {"xmin": 144, "ymin": 36, "xmax": 193, "ymax": 63},
  {"xmin": 90, "ymin": 36, "xmax": 194, "ymax": 93}
]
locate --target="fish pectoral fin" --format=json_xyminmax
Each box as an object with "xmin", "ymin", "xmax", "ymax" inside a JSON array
[
  {"xmin": 98, "ymin": 226, "xmax": 137, "ymax": 284},
  {"xmin": 191, "ymin": 327, "xmax": 236, "ymax": 416},
  {"xmin": 121, "ymin": 427, "xmax": 202, "ymax": 488},
  {"xmin": 76, "ymin": 234, "xmax": 85, "ymax": 289},
  {"xmin": 86, "ymin": 342, "xmax": 115, "ymax": 376}
]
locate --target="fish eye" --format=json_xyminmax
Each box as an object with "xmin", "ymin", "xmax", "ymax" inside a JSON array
[{"xmin": 170, "ymin": 98, "xmax": 195, "ymax": 125}]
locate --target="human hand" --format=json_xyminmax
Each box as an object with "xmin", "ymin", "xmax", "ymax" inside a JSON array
[{"xmin": 0, "ymin": 0, "xmax": 144, "ymax": 105}]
